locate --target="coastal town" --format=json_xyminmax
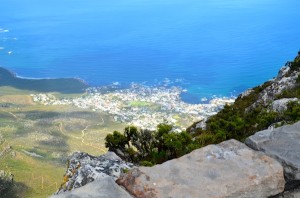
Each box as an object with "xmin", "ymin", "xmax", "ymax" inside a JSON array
[{"xmin": 31, "ymin": 84, "xmax": 235, "ymax": 131}]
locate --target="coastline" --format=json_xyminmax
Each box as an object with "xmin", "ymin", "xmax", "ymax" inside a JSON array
[
  {"xmin": 0, "ymin": 66, "xmax": 89, "ymax": 94},
  {"xmin": 0, "ymin": 66, "xmax": 235, "ymax": 130},
  {"xmin": 0, "ymin": 66, "xmax": 88, "ymax": 84}
]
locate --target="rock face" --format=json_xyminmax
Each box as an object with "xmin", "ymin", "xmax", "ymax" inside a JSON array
[
  {"xmin": 250, "ymin": 63, "xmax": 299, "ymax": 109},
  {"xmin": 117, "ymin": 139, "xmax": 285, "ymax": 198},
  {"xmin": 51, "ymin": 177, "xmax": 133, "ymax": 198},
  {"xmin": 245, "ymin": 121, "xmax": 300, "ymax": 182},
  {"xmin": 55, "ymin": 152, "xmax": 134, "ymax": 194},
  {"xmin": 271, "ymin": 98, "xmax": 300, "ymax": 112}
]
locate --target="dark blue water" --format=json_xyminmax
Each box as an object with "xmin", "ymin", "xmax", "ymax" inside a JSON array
[{"xmin": 0, "ymin": 0, "xmax": 299, "ymax": 103}]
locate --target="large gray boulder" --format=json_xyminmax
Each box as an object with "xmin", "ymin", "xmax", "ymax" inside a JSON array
[
  {"xmin": 50, "ymin": 177, "xmax": 133, "ymax": 198},
  {"xmin": 245, "ymin": 121, "xmax": 300, "ymax": 182},
  {"xmin": 117, "ymin": 139, "xmax": 285, "ymax": 198},
  {"xmin": 55, "ymin": 152, "xmax": 134, "ymax": 194}
]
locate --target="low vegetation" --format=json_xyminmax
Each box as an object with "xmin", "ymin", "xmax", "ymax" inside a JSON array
[
  {"xmin": 105, "ymin": 124, "xmax": 200, "ymax": 166},
  {"xmin": 105, "ymin": 97, "xmax": 300, "ymax": 166}
]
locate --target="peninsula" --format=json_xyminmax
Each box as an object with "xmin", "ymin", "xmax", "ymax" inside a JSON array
[{"xmin": 0, "ymin": 67, "xmax": 88, "ymax": 94}]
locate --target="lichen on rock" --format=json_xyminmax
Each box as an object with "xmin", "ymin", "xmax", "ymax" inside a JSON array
[{"xmin": 55, "ymin": 151, "xmax": 134, "ymax": 194}]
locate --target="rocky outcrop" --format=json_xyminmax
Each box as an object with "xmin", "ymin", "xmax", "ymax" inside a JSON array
[
  {"xmin": 190, "ymin": 56, "xmax": 300, "ymax": 133},
  {"xmin": 245, "ymin": 121, "xmax": 300, "ymax": 184},
  {"xmin": 249, "ymin": 63, "xmax": 299, "ymax": 109},
  {"xmin": 51, "ymin": 177, "xmax": 133, "ymax": 198},
  {"xmin": 117, "ymin": 139, "xmax": 285, "ymax": 198},
  {"xmin": 55, "ymin": 151, "xmax": 134, "ymax": 194},
  {"xmin": 271, "ymin": 98, "xmax": 300, "ymax": 112}
]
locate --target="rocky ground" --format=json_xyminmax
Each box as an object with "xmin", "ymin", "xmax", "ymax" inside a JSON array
[
  {"xmin": 52, "ymin": 121, "xmax": 300, "ymax": 198},
  {"xmin": 54, "ymin": 151, "xmax": 134, "ymax": 194}
]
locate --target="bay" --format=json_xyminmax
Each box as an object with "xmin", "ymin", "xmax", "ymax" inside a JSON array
[{"xmin": 0, "ymin": 0, "xmax": 299, "ymax": 103}]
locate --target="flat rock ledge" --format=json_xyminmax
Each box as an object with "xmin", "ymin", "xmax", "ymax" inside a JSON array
[
  {"xmin": 117, "ymin": 139, "xmax": 285, "ymax": 198},
  {"xmin": 245, "ymin": 121, "xmax": 300, "ymax": 184}
]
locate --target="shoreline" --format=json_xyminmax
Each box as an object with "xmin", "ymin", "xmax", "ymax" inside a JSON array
[
  {"xmin": 0, "ymin": 66, "xmax": 89, "ymax": 85},
  {"xmin": 0, "ymin": 66, "xmax": 236, "ymax": 104},
  {"xmin": 0, "ymin": 67, "xmax": 236, "ymax": 130}
]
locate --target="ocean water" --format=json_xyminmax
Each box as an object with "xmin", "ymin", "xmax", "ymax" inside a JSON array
[{"xmin": 0, "ymin": 0, "xmax": 299, "ymax": 103}]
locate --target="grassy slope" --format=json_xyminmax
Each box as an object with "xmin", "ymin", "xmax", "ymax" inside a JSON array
[{"xmin": 0, "ymin": 87, "xmax": 125, "ymax": 197}]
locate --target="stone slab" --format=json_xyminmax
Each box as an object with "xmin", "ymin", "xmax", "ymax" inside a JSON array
[
  {"xmin": 50, "ymin": 177, "xmax": 133, "ymax": 198},
  {"xmin": 117, "ymin": 139, "xmax": 285, "ymax": 198},
  {"xmin": 246, "ymin": 121, "xmax": 300, "ymax": 181}
]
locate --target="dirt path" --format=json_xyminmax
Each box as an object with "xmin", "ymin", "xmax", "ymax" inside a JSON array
[
  {"xmin": 1, "ymin": 109, "xmax": 18, "ymax": 119},
  {"xmin": 80, "ymin": 115, "xmax": 104, "ymax": 143},
  {"xmin": 58, "ymin": 115, "xmax": 106, "ymax": 153}
]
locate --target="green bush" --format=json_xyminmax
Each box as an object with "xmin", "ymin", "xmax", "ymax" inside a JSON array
[
  {"xmin": 104, "ymin": 131, "xmax": 127, "ymax": 153},
  {"xmin": 139, "ymin": 161, "xmax": 154, "ymax": 167},
  {"xmin": 284, "ymin": 101, "xmax": 300, "ymax": 122},
  {"xmin": 105, "ymin": 124, "xmax": 199, "ymax": 165}
]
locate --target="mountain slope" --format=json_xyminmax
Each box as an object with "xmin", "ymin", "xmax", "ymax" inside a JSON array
[{"xmin": 188, "ymin": 51, "xmax": 300, "ymax": 145}]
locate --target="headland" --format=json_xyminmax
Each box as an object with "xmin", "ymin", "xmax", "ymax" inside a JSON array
[{"xmin": 0, "ymin": 67, "xmax": 88, "ymax": 94}]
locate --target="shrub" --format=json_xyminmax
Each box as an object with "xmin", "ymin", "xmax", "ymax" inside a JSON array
[
  {"xmin": 105, "ymin": 124, "xmax": 198, "ymax": 165},
  {"xmin": 139, "ymin": 161, "xmax": 154, "ymax": 167},
  {"xmin": 284, "ymin": 101, "xmax": 300, "ymax": 122}
]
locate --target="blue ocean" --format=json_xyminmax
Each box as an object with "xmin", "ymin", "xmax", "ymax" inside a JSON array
[{"xmin": 0, "ymin": 0, "xmax": 299, "ymax": 103}]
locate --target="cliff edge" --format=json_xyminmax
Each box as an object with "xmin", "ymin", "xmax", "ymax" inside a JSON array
[{"xmin": 52, "ymin": 53, "xmax": 300, "ymax": 197}]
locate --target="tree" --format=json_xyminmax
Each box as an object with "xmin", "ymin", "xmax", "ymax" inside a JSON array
[
  {"xmin": 104, "ymin": 124, "xmax": 198, "ymax": 165},
  {"xmin": 105, "ymin": 131, "xmax": 127, "ymax": 153}
]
